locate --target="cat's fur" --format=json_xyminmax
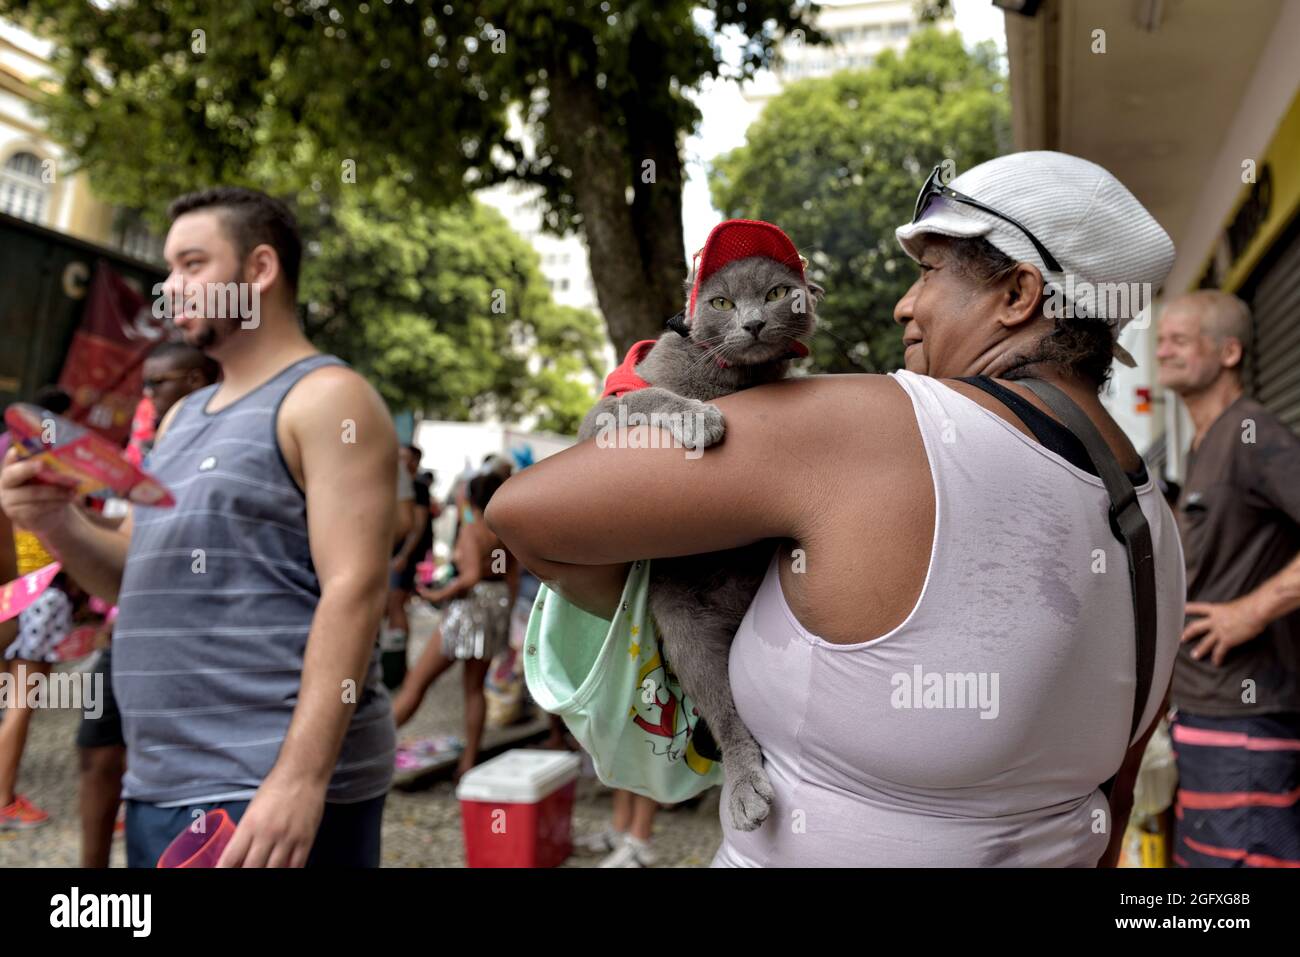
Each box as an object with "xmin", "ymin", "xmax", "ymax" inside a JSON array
[{"xmin": 577, "ymin": 255, "xmax": 821, "ymax": 831}]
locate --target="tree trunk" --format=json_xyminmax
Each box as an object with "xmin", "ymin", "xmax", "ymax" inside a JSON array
[{"xmin": 545, "ymin": 60, "xmax": 685, "ymax": 358}]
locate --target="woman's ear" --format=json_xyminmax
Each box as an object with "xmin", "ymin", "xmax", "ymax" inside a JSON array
[{"xmin": 1000, "ymin": 262, "xmax": 1046, "ymax": 331}]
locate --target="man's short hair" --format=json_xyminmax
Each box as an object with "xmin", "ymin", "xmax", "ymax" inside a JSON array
[
  {"xmin": 147, "ymin": 340, "xmax": 220, "ymax": 384},
  {"xmin": 167, "ymin": 186, "xmax": 302, "ymax": 294},
  {"xmin": 405, "ymin": 443, "xmax": 422, "ymax": 459},
  {"xmin": 1176, "ymin": 289, "xmax": 1254, "ymax": 354}
]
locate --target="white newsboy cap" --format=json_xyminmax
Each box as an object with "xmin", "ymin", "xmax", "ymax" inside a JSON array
[{"xmin": 895, "ymin": 151, "xmax": 1176, "ymax": 367}]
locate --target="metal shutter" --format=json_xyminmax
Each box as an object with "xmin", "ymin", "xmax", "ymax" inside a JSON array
[{"xmin": 1246, "ymin": 217, "xmax": 1300, "ymax": 434}]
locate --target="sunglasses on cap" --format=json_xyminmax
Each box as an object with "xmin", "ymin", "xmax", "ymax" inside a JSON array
[{"xmin": 912, "ymin": 165, "xmax": 1063, "ymax": 274}]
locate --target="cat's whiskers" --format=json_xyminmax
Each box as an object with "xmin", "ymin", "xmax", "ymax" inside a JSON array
[{"xmin": 691, "ymin": 339, "xmax": 735, "ymax": 371}]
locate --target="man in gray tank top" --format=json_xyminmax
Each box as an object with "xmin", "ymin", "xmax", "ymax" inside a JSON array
[{"xmin": 1, "ymin": 187, "xmax": 398, "ymax": 867}]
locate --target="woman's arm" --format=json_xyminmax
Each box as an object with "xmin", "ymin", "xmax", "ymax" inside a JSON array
[
  {"xmin": 1098, "ymin": 690, "xmax": 1170, "ymax": 867},
  {"xmin": 421, "ymin": 524, "xmax": 484, "ymax": 604},
  {"xmin": 486, "ymin": 374, "xmax": 888, "ymax": 616}
]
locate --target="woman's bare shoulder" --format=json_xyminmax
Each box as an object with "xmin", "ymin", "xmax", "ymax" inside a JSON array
[{"xmin": 711, "ymin": 372, "xmax": 920, "ymax": 449}]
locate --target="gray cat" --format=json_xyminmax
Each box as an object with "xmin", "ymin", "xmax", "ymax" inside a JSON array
[{"xmin": 578, "ymin": 255, "xmax": 821, "ymax": 831}]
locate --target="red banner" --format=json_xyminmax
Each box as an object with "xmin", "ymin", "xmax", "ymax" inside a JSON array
[{"xmin": 57, "ymin": 262, "xmax": 168, "ymax": 445}]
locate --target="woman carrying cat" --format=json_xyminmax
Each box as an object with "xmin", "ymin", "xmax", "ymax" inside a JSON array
[{"xmin": 487, "ymin": 151, "xmax": 1186, "ymax": 867}]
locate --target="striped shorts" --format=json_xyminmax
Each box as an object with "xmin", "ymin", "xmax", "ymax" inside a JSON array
[{"xmin": 1172, "ymin": 710, "xmax": 1300, "ymax": 868}]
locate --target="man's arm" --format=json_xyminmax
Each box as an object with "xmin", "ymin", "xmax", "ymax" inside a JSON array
[
  {"xmin": 1183, "ymin": 552, "xmax": 1300, "ymax": 666},
  {"xmin": 218, "ymin": 366, "xmax": 396, "ymax": 868},
  {"xmin": 0, "ymin": 397, "xmax": 190, "ymax": 602},
  {"xmin": 393, "ymin": 501, "xmax": 429, "ymax": 570},
  {"xmin": 0, "ymin": 452, "xmax": 132, "ymax": 602},
  {"xmin": 1248, "ymin": 552, "xmax": 1300, "ymax": 626},
  {"xmin": 1183, "ymin": 418, "xmax": 1300, "ymax": 666},
  {"xmin": 392, "ymin": 467, "xmax": 414, "ymax": 550}
]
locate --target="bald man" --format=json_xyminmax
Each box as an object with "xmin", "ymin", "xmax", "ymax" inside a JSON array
[{"xmin": 1157, "ymin": 289, "xmax": 1300, "ymax": 868}]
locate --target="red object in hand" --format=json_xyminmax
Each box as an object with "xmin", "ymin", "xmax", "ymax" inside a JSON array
[
  {"xmin": 4, "ymin": 403, "xmax": 174, "ymax": 506},
  {"xmin": 157, "ymin": 808, "xmax": 237, "ymax": 868}
]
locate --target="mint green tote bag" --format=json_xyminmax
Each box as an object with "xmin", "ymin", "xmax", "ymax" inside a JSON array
[{"xmin": 522, "ymin": 559, "xmax": 723, "ymax": 803}]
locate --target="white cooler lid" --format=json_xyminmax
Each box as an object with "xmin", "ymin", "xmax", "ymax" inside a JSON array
[{"xmin": 456, "ymin": 749, "xmax": 582, "ymax": 804}]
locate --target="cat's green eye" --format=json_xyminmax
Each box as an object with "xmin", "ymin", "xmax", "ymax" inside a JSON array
[
  {"xmin": 710, "ymin": 296, "xmax": 734, "ymax": 311},
  {"xmin": 765, "ymin": 285, "xmax": 790, "ymax": 302}
]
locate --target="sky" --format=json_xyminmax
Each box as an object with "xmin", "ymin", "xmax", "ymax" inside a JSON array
[{"xmin": 680, "ymin": 0, "xmax": 1008, "ymax": 253}]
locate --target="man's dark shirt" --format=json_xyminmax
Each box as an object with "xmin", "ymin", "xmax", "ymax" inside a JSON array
[
  {"xmin": 411, "ymin": 478, "xmax": 434, "ymax": 564},
  {"xmin": 1172, "ymin": 396, "xmax": 1300, "ymax": 716}
]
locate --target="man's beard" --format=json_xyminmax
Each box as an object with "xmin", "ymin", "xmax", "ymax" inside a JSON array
[
  {"xmin": 182, "ymin": 269, "xmax": 245, "ymax": 352},
  {"xmin": 188, "ymin": 314, "xmax": 239, "ymax": 351}
]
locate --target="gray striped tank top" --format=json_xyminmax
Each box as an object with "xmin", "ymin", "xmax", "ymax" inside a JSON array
[{"xmin": 113, "ymin": 354, "xmax": 395, "ymax": 805}]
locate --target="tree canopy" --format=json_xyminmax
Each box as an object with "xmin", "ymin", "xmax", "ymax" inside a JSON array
[
  {"xmin": 7, "ymin": 0, "xmax": 824, "ymax": 355},
  {"xmin": 300, "ymin": 190, "xmax": 605, "ymax": 433}
]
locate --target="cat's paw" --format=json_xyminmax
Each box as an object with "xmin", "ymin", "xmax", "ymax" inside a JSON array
[
  {"xmin": 727, "ymin": 758, "xmax": 775, "ymax": 832},
  {"xmin": 671, "ymin": 401, "xmax": 726, "ymax": 451}
]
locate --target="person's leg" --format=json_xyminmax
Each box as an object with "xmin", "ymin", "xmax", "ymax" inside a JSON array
[
  {"xmin": 380, "ymin": 580, "xmax": 411, "ymax": 689},
  {"xmin": 388, "ymin": 586, "xmax": 411, "ymax": 637},
  {"xmin": 610, "ymin": 788, "xmax": 633, "ymax": 835},
  {"xmin": 542, "ymin": 714, "xmax": 573, "ymax": 750},
  {"xmin": 628, "ymin": 793, "xmax": 658, "ymax": 843},
  {"xmin": 305, "ymin": 795, "xmax": 386, "ymax": 867},
  {"xmin": 1252, "ymin": 712, "xmax": 1300, "ymax": 867},
  {"xmin": 597, "ymin": 790, "xmax": 658, "ymax": 867},
  {"xmin": 1171, "ymin": 711, "xmax": 1262, "ymax": 868},
  {"xmin": 575, "ymin": 788, "xmax": 630, "ymax": 856},
  {"xmin": 78, "ymin": 745, "xmax": 126, "ymax": 867},
  {"xmin": 457, "ymin": 655, "xmax": 492, "ymax": 777},
  {"xmin": 0, "ymin": 658, "xmax": 25, "ymax": 807},
  {"xmin": 0, "ymin": 658, "xmax": 51, "ymax": 807},
  {"xmin": 77, "ymin": 646, "xmax": 126, "ymax": 867},
  {"xmin": 390, "ymin": 628, "xmax": 455, "ymax": 726}
]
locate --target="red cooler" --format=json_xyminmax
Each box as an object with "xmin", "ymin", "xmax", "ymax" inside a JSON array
[{"xmin": 457, "ymin": 749, "xmax": 582, "ymax": 868}]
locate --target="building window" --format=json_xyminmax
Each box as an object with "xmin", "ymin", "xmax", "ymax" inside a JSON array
[
  {"xmin": 113, "ymin": 208, "xmax": 163, "ymax": 262},
  {"xmin": 0, "ymin": 152, "xmax": 50, "ymax": 224}
]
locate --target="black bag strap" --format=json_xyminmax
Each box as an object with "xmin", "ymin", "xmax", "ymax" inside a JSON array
[{"xmin": 1019, "ymin": 379, "xmax": 1158, "ymax": 746}]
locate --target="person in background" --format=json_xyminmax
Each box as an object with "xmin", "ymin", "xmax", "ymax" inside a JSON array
[
  {"xmin": 383, "ymin": 444, "xmax": 437, "ymax": 689},
  {"xmin": 391, "ymin": 471, "xmax": 517, "ymax": 780},
  {"xmin": 76, "ymin": 343, "xmax": 217, "ymax": 867},
  {"xmin": 573, "ymin": 790, "xmax": 660, "ymax": 868},
  {"xmin": 142, "ymin": 341, "xmax": 221, "ymax": 429},
  {"xmin": 1, "ymin": 186, "xmax": 398, "ymax": 867},
  {"xmin": 125, "ymin": 341, "xmax": 220, "ymax": 468},
  {"xmin": 1156, "ymin": 289, "xmax": 1300, "ymax": 868},
  {"xmin": 0, "ymin": 386, "xmax": 76, "ymax": 830}
]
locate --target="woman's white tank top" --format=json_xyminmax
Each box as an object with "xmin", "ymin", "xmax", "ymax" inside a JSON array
[{"xmin": 713, "ymin": 370, "xmax": 1184, "ymax": 867}]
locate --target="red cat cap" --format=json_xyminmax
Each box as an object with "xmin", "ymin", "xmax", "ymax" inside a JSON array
[{"xmin": 687, "ymin": 219, "xmax": 807, "ymax": 320}]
